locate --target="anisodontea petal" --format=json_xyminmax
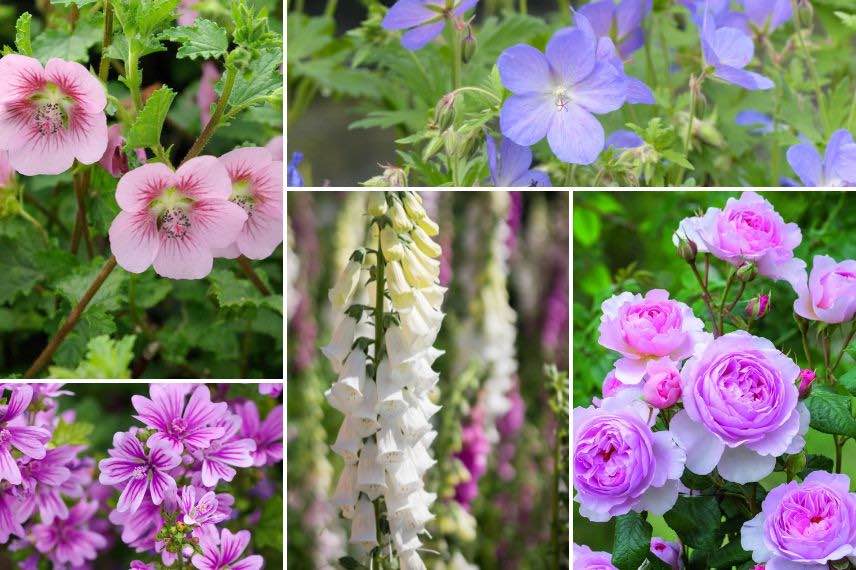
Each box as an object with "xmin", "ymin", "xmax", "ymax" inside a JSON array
[
  {"xmin": 175, "ymin": 156, "xmax": 232, "ymax": 201},
  {"xmin": 189, "ymin": 200, "xmax": 248, "ymax": 250},
  {"xmin": 109, "ymin": 210, "xmax": 160, "ymax": 273},
  {"xmin": 152, "ymin": 230, "xmax": 214, "ymax": 280},
  {"xmin": 547, "ymin": 102, "xmax": 604, "ymax": 165},
  {"xmin": 497, "ymin": 44, "xmax": 552, "ymax": 94},
  {"xmin": 116, "ymin": 162, "xmax": 175, "ymax": 212},
  {"xmin": 44, "ymin": 58, "xmax": 107, "ymax": 114}
]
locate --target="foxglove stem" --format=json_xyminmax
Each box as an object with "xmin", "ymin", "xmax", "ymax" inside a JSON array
[
  {"xmin": 183, "ymin": 64, "xmax": 237, "ymax": 164},
  {"xmin": 25, "ymin": 255, "xmax": 118, "ymax": 378},
  {"xmin": 371, "ymin": 226, "xmax": 387, "ymax": 570}
]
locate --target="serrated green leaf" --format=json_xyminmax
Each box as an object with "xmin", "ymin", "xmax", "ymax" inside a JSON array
[
  {"xmin": 32, "ymin": 17, "xmax": 103, "ymax": 64},
  {"xmin": 160, "ymin": 19, "xmax": 228, "ymax": 60},
  {"xmin": 221, "ymin": 48, "xmax": 283, "ymax": 114},
  {"xmin": 126, "ymin": 86, "xmax": 176, "ymax": 149},
  {"xmin": 55, "ymin": 258, "xmax": 126, "ymax": 313},
  {"xmin": 15, "ymin": 13, "xmax": 32, "ymax": 56},
  {"xmin": 835, "ymin": 11, "xmax": 856, "ymax": 29},
  {"xmin": 706, "ymin": 539, "xmax": 752, "ymax": 568},
  {"xmin": 663, "ymin": 495, "xmax": 722, "ymax": 551},
  {"xmin": 612, "ymin": 512, "xmax": 652, "ymax": 570},
  {"xmin": 53, "ymin": 309, "xmax": 117, "ymax": 368},
  {"xmin": 208, "ymin": 268, "xmax": 281, "ymax": 314},
  {"xmin": 50, "ymin": 0, "xmax": 98, "ymax": 6},
  {"xmin": 49, "ymin": 334, "xmax": 136, "ymax": 378},
  {"xmin": 113, "ymin": 0, "xmax": 178, "ymax": 37},
  {"xmin": 0, "ymin": 236, "xmax": 42, "ymax": 304},
  {"xmin": 661, "ymin": 149, "xmax": 695, "ymax": 170},
  {"xmin": 49, "ymin": 418, "xmax": 95, "ymax": 446},
  {"xmin": 805, "ymin": 386, "xmax": 856, "ymax": 438}
]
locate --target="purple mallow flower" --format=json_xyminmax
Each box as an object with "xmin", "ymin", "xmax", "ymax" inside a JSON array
[
  {"xmin": 485, "ymin": 135, "xmax": 551, "ymax": 187},
  {"xmin": 700, "ymin": 8, "xmax": 773, "ymax": 91},
  {"xmin": 194, "ymin": 415, "xmax": 256, "ymax": 487},
  {"xmin": 98, "ymin": 430, "xmax": 181, "ymax": 513},
  {"xmin": 786, "ymin": 129, "xmax": 856, "ymax": 187},
  {"xmin": 179, "ymin": 485, "xmax": 228, "ymax": 526},
  {"xmin": 32, "ymin": 500, "xmax": 107, "ymax": 567},
  {"xmin": 17, "ymin": 446, "xmax": 78, "ymax": 523},
  {"xmin": 0, "ymin": 385, "xmax": 51, "ymax": 485},
  {"xmin": 742, "ymin": 471, "xmax": 856, "ymax": 568},
  {"xmin": 237, "ymin": 402, "xmax": 283, "ymax": 467},
  {"xmin": 578, "ymin": 0, "xmax": 652, "ymax": 59},
  {"xmin": 132, "ymin": 384, "xmax": 227, "ymax": 455},
  {"xmin": 745, "ymin": 0, "xmax": 792, "ymax": 33},
  {"xmin": 498, "ymin": 12, "xmax": 630, "ymax": 165},
  {"xmin": 192, "ymin": 528, "xmax": 263, "ymax": 570},
  {"xmin": 382, "ymin": 0, "xmax": 478, "ymax": 51}
]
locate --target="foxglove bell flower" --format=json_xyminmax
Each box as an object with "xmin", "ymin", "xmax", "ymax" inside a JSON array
[
  {"xmin": 793, "ymin": 255, "xmax": 856, "ymax": 324},
  {"xmin": 108, "ymin": 158, "xmax": 248, "ymax": 279},
  {"xmin": 325, "ymin": 192, "xmax": 445, "ymax": 569},
  {"xmin": 213, "ymin": 147, "xmax": 284, "ymax": 260},
  {"xmin": 598, "ymin": 289, "xmax": 708, "ymax": 384},
  {"xmin": 485, "ymin": 135, "xmax": 551, "ymax": 187},
  {"xmin": 573, "ymin": 392, "xmax": 686, "ymax": 522},
  {"xmin": 700, "ymin": 9, "xmax": 773, "ymax": 91},
  {"xmin": 0, "ymin": 55, "xmax": 108, "ymax": 176},
  {"xmin": 497, "ymin": 12, "xmax": 628, "ymax": 164},
  {"xmin": 672, "ymin": 331, "xmax": 808, "ymax": 483},
  {"xmin": 742, "ymin": 471, "xmax": 856, "ymax": 568},
  {"xmin": 674, "ymin": 191, "xmax": 805, "ymax": 286},
  {"xmin": 0, "ymin": 385, "xmax": 51, "ymax": 485},
  {"xmin": 132, "ymin": 384, "xmax": 227, "ymax": 455},
  {"xmin": 786, "ymin": 129, "xmax": 856, "ymax": 187},
  {"xmin": 579, "ymin": 0, "xmax": 652, "ymax": 59},
  {"xmin": 382, "ymin": 0, "xmax": 478, "ymax": 51}
]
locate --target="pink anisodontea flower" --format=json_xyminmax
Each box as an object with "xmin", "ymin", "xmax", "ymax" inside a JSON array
[
  {"xmin": 99, "ymin": 124, "xmax": 147, "ymax": 177},
  {"xmin": 132, "ymin": 384, "xmax": 227, "ymax": 455},
  {"xmin": 0, "ymin": 55, "xmax": 108, "ymax": 175},
  {"xmin": 32, "ymin": 500, "xmax": 107, "ymax": 567},
  {"xmin": 194, "ymin": 414, "xmax": 256, "ymax": 488},
  {"xmin": 192, "ymin": 528, "xmax": 263, "ymax": 570},
  {"xmin": 0, "ymin": 385, "xmax": 51, "ymax": 484},
  {"xmin": 236, "ymin": 401, "xmax": 283, "ymax": 467},
  {"xmin": 212, "ymin": 147, "xmax": 284, "ymax": 260},
  {"xmin": 179, "ymin": 485, "xmax": 228, "ymax": 526},
  {"xmin": 98, "ymin": 430, "xmax": 181, "ymax": 513},
  {"xmin": 197, "ymin": 62, "xmax": 220, "ymax": 127},
  {"xmin": 108, "ymin": 156, "xmax": 247, "ymax": 279}
]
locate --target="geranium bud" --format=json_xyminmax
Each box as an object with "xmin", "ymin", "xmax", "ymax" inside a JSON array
[
  {"xmin": 736, "ymin": 262, "xmax": 758, "ymax": 282},
  {"xmin": 434, "ymin": 93, "xmax": 456, "ymax": 132},
  {"xmin": 746, "ymin": 293, "xmax": 770, "ymax": 319},
  {"xmin": 383, "ymin": 165, "xmax": 408, "ymax": 188},
  {"xmin": 461, "ymin": 25, "xmax": 477, "ymax": 63},
  {"xmin": 797, "ymin": 0, "xmax": 813, "ymax": 28},
  {"xmin": 798, "ymin": 369, "xmax": 816, "ymax": 399},
  {"xmin": 676, "ymin": 238, "xmax": 697, "ymax": 263}
]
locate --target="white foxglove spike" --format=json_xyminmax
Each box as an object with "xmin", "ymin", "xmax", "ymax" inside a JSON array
[
  {"xmin": 410, "ymin": 226, "xmax": 441, "ymax": 258},
  {"xmin": 390, "ymin": 521, "xmax": 422, "ymax": 554},
  {"xmin": 377, "ymin": 426, "xmax": 405, "ymax": 465},
  {"xmin": 408, "ymin": 441, "xmax": 436, "ymax": 475},
  {"xmin": 350, "ymin": 496, "xmax": 378, "ymax": 547},
  {"xmin": 352, "ymin": 379, "xmax": 379, "ymax": 436},
  {"xmin": 321, "ymin": 315, "xmax": 358, "ymax": 371},
  {"xmin": 333, "ymin": 348, "xmax": 367, "ymax": 406},
  {"xmin": 402, "ymin": 247, "xmax": 436, "ymax": 288},
  {"xmin": 399, "ymin": 305, "xmax": 431, "ymax": 339},
  {"xmin": 402, "ymin": 192, "xmax": 427, "ymax": 221},
  {"xmin": 416, "ymin": 397, "xmax": 441, "ymax": 421},
  {"xmin": 384, "ymin": 488, "xmax": 411, "ymax": 520},
  {"xmin": 388, "ymin": 198, "xmax": 413, "ymax": 232},
  {"xmin": 420, "ymin": 430, "xmax": 438, "ymax": 450},
  {"xmin": 419, "ymin": 284, "xmax": 447, "ymax": 308},
  {"xmin": 386, "ymin": 260, "xmax": 411, "ymax": 295},
  {"xmin": 387, "ymin": 457, "xmax": 421, "ymax": 495},
  {"xmin": 399, "ymin": 550, "xmax": 427, "ymax": 570},
  {"xmin": 416, "ymin": 214, "xmax": 438, "ymax": 236},
  {"xmin": 356, "ymin": 440, "xmax": 387, "ymax": 500},
  {"xmin": 332, "ymin": 463, "xmax": 358, "ymax": 513},
  {"xmin": 329, "ymin": 259, "xmax": 363, "ymax": 310},
  {"xmin": 397, "ymin": 406, "xmax": 429, "ymax": 443},
  {"xmin": 409, "ymin": 243, "xmax": 440, "ymax": 271},
  {"xmin": 412, "ymin": 290, "xmax": 444, "ymax": 329},
  {"xmin": 331, "ymin": 416, "xmax": 363, "ymax": 463},
  {"xmin": 381, "ymin": 226, "xmax": 405, "ymax": 261}
]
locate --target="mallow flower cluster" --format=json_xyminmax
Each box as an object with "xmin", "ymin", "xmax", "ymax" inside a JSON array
[
  {"xmin": 97, "ymin": 383, "xmax": 283, "ymax": 569},
  {"xmin": 324, "ymin": 191, "xmax": 445, "ymax": 570},
  {"xmin": 0, "ymin": 384, "xmax": 108, "ymax": 568}
]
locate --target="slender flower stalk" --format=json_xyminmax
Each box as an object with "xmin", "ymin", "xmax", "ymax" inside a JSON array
[{"xmin": 324, "ymin": 191, "xmax": 446, "ymax": 569}]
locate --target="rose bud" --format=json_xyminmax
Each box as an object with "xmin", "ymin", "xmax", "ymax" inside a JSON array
[
  {"xmin": 736, "ymin": 261, "xmax": 758, "ymax": 282},
  {"xmin": 642, "ymin": 360, "xmax": 682, "ymax": 409},
  {"xmin": 676, "ymin": 238, "xmax": 698, "ymax": 263},
  {"xmin": 798, "ymin": 369, "xmax": 816, "ymax": 399},
  {"xmin": 746, "ymin": 293, "xmax": 770, "ymax": 319}
]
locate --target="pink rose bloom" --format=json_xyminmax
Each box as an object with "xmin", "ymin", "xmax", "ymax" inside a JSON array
[
  {"xmin": 793, "ymin": 255, "xmax": 856, "ymax": 324},
  {"xmin": 742, "ymin": 471, "xmax": 856, "ymax": 568},
  {"xmin": 642, "ymin": 360, "xmax": 682, "ymax": 409},
  {"xmin": 99, "ymin": 125, "xmax": 146, "ymax": 177},
  {"xmin": 672, "ymin": 331, "xmax": 808, "ymax": 484},
  {"xmin": 573, "ymin": 543, "xmax": 617, "ymax": 569},
  {"xmin": 573, "ymin": 391, "xmax": 686, "ymax": 522},
  {"xmin": 674, "ymin": 191, "xmax": 805, "ymax": 285},
  {"xmin": 108, "ymin": 157, "xmax": 247, "ymax": 279},
  {"xmin": 265, "ymin": 136, "xmax": 283, "ymax": 162},
  {"xmin": 211, "ymin": 147, "xmax": 283, "ymax": 260},
  {"xmin": 0, "ymin": 55, "xmax": 108, "ymax": 176},
  {"xmin": 0, "ymin": 151, "xmax": 13, "ymax": 187},
  {"xmin": 598, "ymin": 289, "xmax": 709, "ymax": 384},
  {"xmin": 197, "ymin": 62, "xmax": 220, "ymax": 127},
  {"xmin": 651, "ymin": 537, "xmax": 683, "ymax": 569}
]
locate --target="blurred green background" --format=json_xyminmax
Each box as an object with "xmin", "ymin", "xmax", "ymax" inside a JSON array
[{"xmin": 572, "ymin": 191, "xmax": 856, "ymax": 550}]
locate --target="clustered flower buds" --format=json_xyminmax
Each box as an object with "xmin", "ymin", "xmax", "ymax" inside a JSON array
[{"xmin": 324, "ymin": 191, "xmax": 445, "ymax": 569}]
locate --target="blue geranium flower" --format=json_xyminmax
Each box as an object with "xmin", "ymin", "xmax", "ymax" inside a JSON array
[
  {"xmin": 578, "ymin": 0, "xmax": 652, "ymax": 60},
  {"xmin": 700, "ymin": 7, "xmax": 773, "ymax": 91},
  {"xmin": 287, "ymin": 152, "xmax": 304, "ymax": 187},
  {"xmin": 381, "ymin": 0, "xmax": 478, "ymax": 51},
  {"xmin": 786, "ymin": 130, "xmax": 856, "ymax": 187},
  {"xmin": 485, "ymin": 135, "xmax": 551, "ymax": 187}
]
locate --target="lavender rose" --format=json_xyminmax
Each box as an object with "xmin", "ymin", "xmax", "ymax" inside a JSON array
[
  {"xmin": 598, "ymin": 289, "xmax": 709, "ymax": 384},
  {"xmin": 651, "ymin": 537, "xmax": 683, "ymax": 569},
  {"xmin": 672, "ymin": 331, "xmax": 808, "ymax": 484},
  {"xmin": 742, "ymin": 471, "xmax": 856, "ymax": 568},
  {"xmin": 573, "ymin": 543, "xmax": 617, "ymax": 570},
  {"xmin": 674, "ymin": 191, "xmax": 805, "ymax": 286},
  {"xmin": 573, "ymin": 391, "xmax": 686, "ymax": 522},
  {"xmin": 793, "ymin": 255, "xmax": 856, "ymax": 324}
]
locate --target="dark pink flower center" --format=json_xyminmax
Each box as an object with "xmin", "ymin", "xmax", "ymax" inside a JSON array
[
  {"xmin": 34, "ymin": 101, "xmax": 66, "ymax": 135},
  {"xmin": 0, "ymin": 428, "xmax": 11, "ymax": 446},
  {"xmin": 160, "ymin": 208, "xmax": 191, "ymax": 239},
  {"xmin": 170, "ymin": 417, "xmax": 187, "ymax": 435}
]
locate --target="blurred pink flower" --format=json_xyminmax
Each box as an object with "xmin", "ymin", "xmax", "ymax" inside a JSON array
[
  {"xmin": 178, "ymin": 0, "xmax": 200, "ymax": 25},
  {"xmin": 99, "ymin": 124, "xmax": 146, "ymax": 177},
  {"xmin": 108, "ymin": 157, "xmax": 247, "ymax": 279},
  {"xmin": 265, "ymin": 136, "xmax": 283, "ymax": 162},
  {"xmin": 197, "ymin": 62, "xmax": 220, "ymax": 127},
  {"xmin": 0, "ymin": 55, "xmax": 108, "ymax": 175},
  {"xmin": 0, "ymin": 151, "xmax": 13, "ymax": 187}
]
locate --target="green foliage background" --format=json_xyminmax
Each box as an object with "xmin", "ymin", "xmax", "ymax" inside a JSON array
[{"xmin": 572, "ymin": 191, "xmax": 856, "ymax": 555}]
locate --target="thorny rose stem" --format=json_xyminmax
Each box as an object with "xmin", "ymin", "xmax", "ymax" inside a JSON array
[{"xmin": 24, "ymin": 255, "xmax": 118, "ymax": 378}]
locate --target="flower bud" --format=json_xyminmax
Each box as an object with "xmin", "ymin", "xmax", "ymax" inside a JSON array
[
  {"xmin": 388, "ymin": 197, "xmax": 412, "ymax": 232},
  {"xmin": 383, "ymin": 165, "xmax": 407, "ymax": 187},
  {"xmin": 461, "ymin": 25, "xmax": 477, "ymax": 63},
  {"xmin": 676, "ymin": 238, "xmax": 697, "ymax": 263},
  {"xmin": 402, "ymin": 191, "xmax": 426, "ymax": 221},
  {"xmin": 798, "ymin": 369, "xmax": 816, "ymax": 399},
  {"xmin": 642, "ymin": 362, "xmax": 682, "ymax": 409},
  {"xmin": 784, "ymin": 451, "xmax": 806, "ymax": 480},
  {"xmin": 736, "ymin": 262, "xmax": 758, "ymax": 282},
  {"xmin": 380, "ymin": 226, "xmax": 405, "ymax": 261},
  {"xmin": 746, "ymin": 293, "xmax": 770, "ymax": 319},
  {"xmin": 434, "ymin": 93, "xmax": 456, "ymax": 132},
  {"xmin": 367, "ymin": 192, "xmax": 388, "ymax": 216},
  {"xmin": 797, "ymin": 0, "xmax": 813, "ymax": 28}
]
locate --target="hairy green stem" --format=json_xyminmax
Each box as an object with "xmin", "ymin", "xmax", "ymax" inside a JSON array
[
  {"xmin": 182, "ymin": 65, "xmax": 237, "ymax": 164},
  {"xmin": 674, "ymin": 76, "xmax": 699, "ymax": 185},
  {"xmin": 450, "ymin": 22, "xmax": 462, "ymax": 91},
  {"xmin": 98, "ymin": 0, "xmax": 113, "ymax": 83},
  {"xmin": 795, "ymin": 315, "xmax": 814, "ymax": 369},
  {"xmin": 237, "ymin": 256, "xmax": 272, "ymax": 296},
  {"xmin": 126, "ymin": 48, "xmax": 143, "ymax": 112}
]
